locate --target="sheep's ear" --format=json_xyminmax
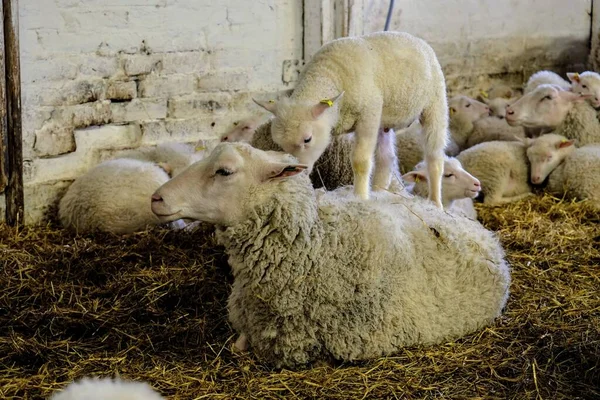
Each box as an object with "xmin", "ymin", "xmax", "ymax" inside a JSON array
[
  {"xmin": 567, "ymin": 72, "xmax": 581, "ymax": 83},
  {"xmin": 512, "ymin": 135, "xmax": 531, "ymax": 146},
  {"xmin": 557, "ymin": 139, "xmax": 575, "ymax": 149},
  {"xmin": 262, "ymin": 162, "xmax": 308, "ymax": 181},
  {"xmin": 253, "ymin": 98, "xmax": 278, "ymax": 115},
  {"xmin": 311, "ymin": 91, "xmax": 345, "ymax": 119},
  {"xmin": 402, "ymin": 170, "xmax": 428, "ymax": 183},
  {"xmin": 558, "ymin": 90, "xmax": 593, "ymax": 103}
]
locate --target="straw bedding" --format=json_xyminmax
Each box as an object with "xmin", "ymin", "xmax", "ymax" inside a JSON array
[{"xmin": 1, "ymin": 195, "xmax": 599, "ymax": 399}]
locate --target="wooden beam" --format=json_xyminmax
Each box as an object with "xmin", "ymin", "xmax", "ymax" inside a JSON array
[
  {"xmin": 2, "ymin": 0, "xmax": 23, "ymax": 225},
  {"xmin": 591, "ymin": 0, "xmax": 600, "ymax": 71}
]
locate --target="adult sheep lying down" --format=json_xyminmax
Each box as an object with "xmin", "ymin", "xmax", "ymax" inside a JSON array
[{"xmin": 151, "ymin": 143, "xmax": 511, "ymax": 369}]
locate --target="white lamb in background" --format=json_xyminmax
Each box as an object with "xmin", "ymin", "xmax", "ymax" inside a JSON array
[
  {"xmin": 447, "ymin": 95, "xmax": 490, "ymax": 150},
  {"xmin": 49, "ymin": 376, "xmax": 164, "ymax": 400},
  {"xmin": 150, "ymin": 142, "xmax": 510, "ymax": 369},
  {"xmin": 524, "ymin": 133, "xmax": 600, "ymax": 207},
  {"xmin": 220, "ymin": 115, "xmax": 269, "ymax": 143},
  {"xmin": 59, "ymin": 142, "xmax": 210, "ymax": 234},
  {"xmin": 466, "ymin": 116, "xmax": 526, "ymax": 148},
  {"xmin": 524, "ymin": 70, "xmax": 571, "ymax": 93},
  {"xmin": 253, "ymin": 31, "xmax": 449, "ymax": 208},
  {"xmin": 457, "ymin": 140, "xmax": 532, "ymax": 205},
  {"xmin": 479, "ymin": 84, "xmax": 521, "ymax": 119},
  {"xmin": 402, "ymin": 157, "xmax": 481, "ymax": 219},
  {"xmin": 567, "ymin": 71, "xmax": 600, "ymax": 108},
  {"xmin": 506, "ymin": 84, "xmax": 600, "ymax": 145}
]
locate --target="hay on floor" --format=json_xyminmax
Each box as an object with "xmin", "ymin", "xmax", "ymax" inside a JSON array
[{"xmin": 0, "ymin": 195, "xmax": 599, "ymax": 399}]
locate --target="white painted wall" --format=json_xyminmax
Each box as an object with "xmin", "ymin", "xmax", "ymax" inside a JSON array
[
  {"xmin": 364, "ymin": 0, "xmax": 592, "ymax": 93},
  {"xmin": 3, "ymin": 0, "xmax": 303, "ymax": 223}
]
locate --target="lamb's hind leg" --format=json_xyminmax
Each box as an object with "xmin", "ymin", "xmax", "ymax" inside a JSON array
[
  {"xmin": 420, "ymin": 98, "xmax": 449, "ymax": 209},
  {"xmin": 372, "ymin": 128, "xmax": 399, "ymax": 191},
  {"xmin": 352, "ymin": 111, "xmax": 382, "ymax": 200}
]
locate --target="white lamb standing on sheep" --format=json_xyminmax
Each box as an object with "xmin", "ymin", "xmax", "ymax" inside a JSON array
[
  {"xmin": 457, "ymin": 140, "xmax": 533, "ymax": 205},
  {"xmin": 59, "ymin": 142, "xmax": 211, "ymax": 234},
  {"xmin": 49, "ymin": 376, "xmax": 164, "ymax": 400},
  {"xmin": 567, "ymin": 71, "xmax": 600, "ymax": 109},
  {"xmin": 253, "ymin": 31, "xmax": 449, "ymax": 208},
  {"xmin": 524, "ymin": 133, "xmax": 600, "ymax": 207},
  {"xmin": 506, "ymin": 84, "xmax": 600, "ymax": 145},
  {"xmin": 150, "ymin": 142, "xmax": 510, "ymax": 369},
  {"xmin": 402, "ymin": 157, "xmax": 481, "ymax": 219}
]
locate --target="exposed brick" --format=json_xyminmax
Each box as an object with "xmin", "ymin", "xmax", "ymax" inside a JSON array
[
  {"xmin": 24, "ymin": 79, "xmax": 107, "ymax": 107},
  {"xmin": 74, "ymin": 123, "xmax": 142, "ymax": 151},
  {"xmin": 34, "ymin": 122, "xmax": 76, "ymax": 157},
  {"xmin": 105, "ymin": 81, "xmax": 137, "ymax": 101},
  {"xmin": 111, "ymin": 98, "xmax": 167, "ymax": 122},
  {"xmin": 122, "ymin": 54, "xmax": 162, "ymax": 76},
  {"xmin": 78, "ymin": 55, "xmax": 122, "ymax": 78},
  {"xmin": 167, "ymin": 93, "xmax": 231, "ymax": 119},
  {"xmin": 138, "ymin": 74, "xmax": 197, "ymax": 98},
  {"xmin": 53, "ymin": 101, "xmax": 113, "ymax": 129}
]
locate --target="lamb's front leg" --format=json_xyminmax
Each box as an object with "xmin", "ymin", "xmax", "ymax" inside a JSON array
[{"xmin": 352, "ymin": 115, "xmax": 382, "ymax": 200}]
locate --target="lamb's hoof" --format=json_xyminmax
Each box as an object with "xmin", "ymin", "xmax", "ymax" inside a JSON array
[{"xmin": 233, "ymin": 334, "xmax": 249, "ymax": 353}]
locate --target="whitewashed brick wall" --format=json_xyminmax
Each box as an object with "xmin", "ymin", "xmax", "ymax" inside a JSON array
[
  {"xmin": 5, "ymin": 0, "xmax": 302, "ymax": 224},
  {"xmin": 364, "ymin": 0, "xmax": 592, "ymax": 94}
]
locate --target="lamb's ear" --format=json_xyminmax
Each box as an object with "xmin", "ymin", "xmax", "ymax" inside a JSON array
[
  {"xmin": 567, "ymin": 72, "xmax": 581, "ymax": 83},
  {"xmin": 402, "ymin": 170, "xmax": 428, "ymax": 183},
  {"xmin": 253, "ymin": 98, "xmax": 277, "ymax": 115},
  {"xmin": 262, "ymin": 162, "xmax": 308, "ymax": 181},
  {"xmin": 311, "ymin": 91, "xmax": 345, "ymax": 119},
  {"xmin": 513, "ymin": 135, "xmax": 532, "ymax": 146},
  {"xmin": 558, "ymin": 90, "xmax": 593, "ymax": 103},
  {"xmin": 557, "ymin": 139, "xmax": 576, "ymax": 149}
]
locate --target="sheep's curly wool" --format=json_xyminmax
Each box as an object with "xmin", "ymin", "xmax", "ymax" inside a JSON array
[
  {"xmin": 49, "ymin": 376, "xmax": 164, "ymax": 400},
  {"xmin": 217, "ymin": 173, "xmax": 511, "ymax": 368},
  {"xmin": 554, "ymin": 102, "xmax": 600, "ymax": 146}
]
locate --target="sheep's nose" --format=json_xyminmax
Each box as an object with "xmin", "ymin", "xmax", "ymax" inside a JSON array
[
  {"xmin": 151, "ymin": 193, "xmax": 163, "ymax": 203},
  {"xmin": 532, "ymin": 176, "xmax": 540, "ymax": 183},
  {"xmin": 506, "ymin": 108, "xmax": 515, "ymax": 116},
  {"xmin": 221, "ymin": 136, "xmax": 228, "ymax": 142},
  {"xmin": 474, "ymin": 180, "xmax": 481, "ymax": 189}
]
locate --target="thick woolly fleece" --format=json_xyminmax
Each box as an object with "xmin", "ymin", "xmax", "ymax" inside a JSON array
[
  {"xmin": 457, "ymin": 141, "xmax": 532, "ymax": 205},
  {"xmin": 49, "ymin": 376, "xmax": 164, "ymax": 400},
  {"xmin": 554, "ymin": 102, "xmax": 600, "ymax": 146},
  {"xmin": 467, "ymin": 117, "xmax": 526, "ymax": 148},
  {"xmin": 408, "ymin": 180, "xmax": 477, "ymax": 220},
  {"xmin": 547, "ymin": 145, "xmax": 600, "ymax": 208},
  {"xmin": 218, "ymin": 173, "xmax": 511, "ymax": 369}
]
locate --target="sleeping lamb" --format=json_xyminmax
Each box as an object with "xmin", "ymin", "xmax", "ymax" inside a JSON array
[{"xmin": 150, "ymin": 142, "xmax": 511, "ymax": 369}]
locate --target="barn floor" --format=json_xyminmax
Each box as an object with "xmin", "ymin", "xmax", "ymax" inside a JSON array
[{"xmin": 1, "ymin": 195, "xmax": 599, "ymax": 399}]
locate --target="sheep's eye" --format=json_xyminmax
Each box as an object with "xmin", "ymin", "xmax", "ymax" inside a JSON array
[
  {"xmin": 444, "ymin": 173, "xmax": 454, "ymax": 178},
  {"xmin": 582, "ymin": 84, "xmax": 588, "ymax": 89},
  {"xmin": 542, "ymin": 95, "xmax": 553, "ymax": 101},
  {"xmin": 216, "ymin": 168, "xmax": 233, "ymax": 176},
  {"xmin": 465, "ymin": 103, "xmax": 471, "ymax": 108},
  {"xmin": 304, "ymin": 136, "xmax": 312, "ymax": 144}
]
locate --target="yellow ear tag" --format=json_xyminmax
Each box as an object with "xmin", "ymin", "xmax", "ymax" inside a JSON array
[
  {"xmin": 449, "ymin": 108, "xmax": 455, "ymax": 116},
  {"xmin": 574, "ymin": 73, "xmax": 580, "ymax": 80},
  {"xmin": 414, "ymin": 176, "xmax": 420, "ymax": 183},
  {"xmin": 195, "ymin": 144, "xmax": 206, "ymax": 151},
  {"xmin": 480, "ymin": 90, "xmax": 489, "ymax": 99},
  {"xmin": 561, "ymin": 140, "xmax": 568, "ymax": 144},
  {"xmin": 320, "ymin": 99, "xmax": 334, "ymax": 107},
  {"xmin": 268, "ymin": 100, "xmax": 275, "ymax": 103}
]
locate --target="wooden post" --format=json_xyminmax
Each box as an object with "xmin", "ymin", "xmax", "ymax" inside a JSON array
[
  {"xmin": 591, "ymin": 0, "xmax": 600, "ymax": 71},
  {"xmin": 2, "ymin": 0, "xmax": 23, "ymax": 225},
  {"xmin": 0, "ymin": 1, "xmax": 7, "ymax": 195}
]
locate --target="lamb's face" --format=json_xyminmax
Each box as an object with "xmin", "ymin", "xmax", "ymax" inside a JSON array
[
  {"xmin": 403, "ymin": 158, "xmax": 481, "ymax": 204},
  {"xmin": 526, "ymin": 134, "xmax": 575, "ymax": 184},
  {"xmin": 448, "ymin": 96, "xmax": 490, "ymax": 122},
  {"xmin": 269, "ymin": 104, "xmax": 334, "ymax": 168},
  {"xmin": 151, "ymin": 143, "xmax": 307, "ymax": 226},
  {"xmin": 568, "ymin": 72, "xmax": 600, "ymax": 108},
  {"xmin": 221, "ymin": 117, "xmax": 263, "ymax": 143},
  {"xmin": 505, "ymin": 85, "xmax": 586, "ymax": 129},
  {"xmin": 485, "ymin": 97, "xmax": 514, "ymax": 119}
]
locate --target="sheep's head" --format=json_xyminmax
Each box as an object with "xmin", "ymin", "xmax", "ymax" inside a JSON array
[
  {"xmin": 151, "ymin": 142, "xmax": 307, "ymax": 226},
  {"xmin": 522, "ymin": 133, "xmax": 576, "ymax": 185},
  {"xmin": 567, "ymin": 71, "xmax": 600, "ymax": 108},
  {"xmin": 221, "ymin": 116, "xmax": 265, "ymax": 143},
  {"xmin": 505, "ymin": 84, "xmax": 592, "ymax": 129},
  {"xmin": 253, "ymin": 92, "xmax": 344, "ymax": 168},
  {"xmin": 448, "ymin": 95, "xmax": 490, "ymax": 123},
  {"xmin": 402, "ymin": 157, "xmax": 481, "ymax": 206},
  {"xmin": 484, "ymin": 97, "xmax": 515, "ymax": 119}
]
